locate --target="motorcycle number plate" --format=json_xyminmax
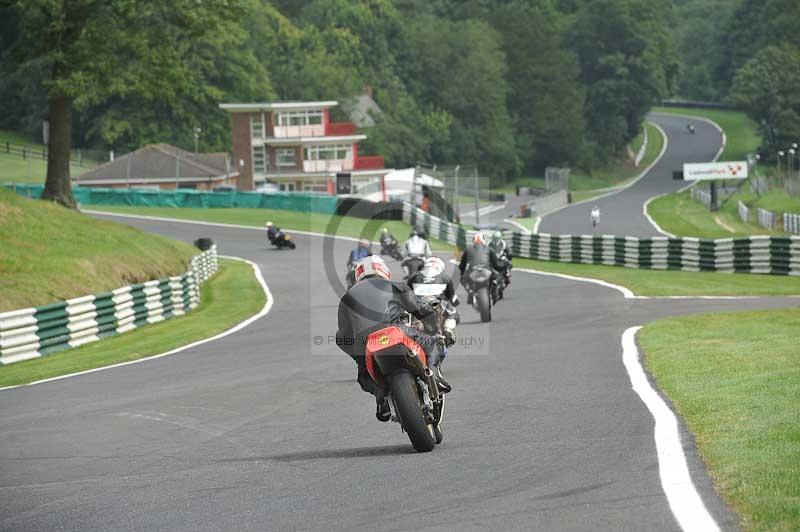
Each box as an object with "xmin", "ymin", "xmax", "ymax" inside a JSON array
[{"xmin": 413, "ymin": 283, "xmax": 447, "ymax": 297}]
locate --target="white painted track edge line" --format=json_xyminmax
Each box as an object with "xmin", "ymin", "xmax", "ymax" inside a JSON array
[
  {"xmin": 0, "ymin": 256, "xmax": 273, "ymax": 392},
  {"xmin": 503, "ymin": 218, "xmax": 532, "ymax": 234},
  {"xmin": 537, "ymin": 119, "xmax": 669, "ymax": 229},
  {"xmin": 622, "ymin": 326, "xmax": 722, "ymax": 532},
  {"xmin": 514, "ymin": 267, "xmax": 637, "ymax": 299}
]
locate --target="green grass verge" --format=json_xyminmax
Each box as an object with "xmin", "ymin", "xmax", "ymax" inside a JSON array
[
  {"xmin": 0, "ymin": 189, "xmax": 196, "ymax": 311},
  {"xmin": 639, "ymin": 308, "xmax": 800, "ymax": 531},
  {"xmin": 648, "ymin": 190, "xmax": 779, "ymax": 238},
  {"xmin": 0, "ymin": 129, "xmax": 101, "ymax": 184},
  {"xmin": 652, "ymin": 107, "xmax": 761, "ymax": 162},
  {"xmin": 647, "ymin": 189, "xmax": 795, "ymax": 239},
  {"xmin": 514, "ymin": 257, "xmax": 800, "ymax": 296},
  {"xmin": 0, "ymin": 259, "xmax": 265, "ymax": 388},
  {"xmin": 86, "ymin": 205, "xmax": 454, "ymax": 251}
]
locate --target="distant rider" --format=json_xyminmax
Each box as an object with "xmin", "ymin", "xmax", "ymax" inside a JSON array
[
  {"xmin": 488, "ymin": 230, "xmax": 512, "ymax": 286},
  {"xmin": 336, "ymin": 256, "xmax": 450, "ymax": 422},
  {"xmin": 402, "ymin": 229, "xmax": 432, "ymax": 277},
  {"xmin": 458, "ymin": 232, "xmax": 504, "ymax": 303},
  {"xmin": 404, "ymin": 229, "xmax": 432, "ymax": 258},
  {"xmin": 348, "ymin": 238, "xmax": 372, "ymax": 268},
  {"xmin": 407, "ymin": 256, "xmax": 460, "ymax": 348},
  {"xmin": 379, "ymin": 228, "xmax": 401, "ymax": 257},
  {"xmin": 265, "ymin": 221, "xmax": 279, "ymax": 243},
  {"xmin": 590, "ymin": 206, "xmax": 600, "ymax": 228}
]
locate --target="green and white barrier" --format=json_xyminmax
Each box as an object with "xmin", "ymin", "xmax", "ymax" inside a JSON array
[
  {"xmin": 0, "ymin": 246, "xmax": 217, "ymax": 366},
  {"xmin": 403, "ymin": 203, "xmax": 800, "ymax": 276}
]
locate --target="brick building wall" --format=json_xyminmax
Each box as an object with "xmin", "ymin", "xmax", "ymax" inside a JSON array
[{"xmin": 231, "ymin": 113, "xmax": 255, "ymax": 190}]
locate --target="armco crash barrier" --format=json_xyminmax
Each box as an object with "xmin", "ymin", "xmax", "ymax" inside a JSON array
[
  {"xmin": 0, "ymin": 247, "xmax": 218, "ymax": 366},
  {"xmin": 404, "ymin": 203, "xmax": 800, "ymax": 275},
  {"xmin": 4, "ymin": 184, "xmax": 339, "ymax": 214}
]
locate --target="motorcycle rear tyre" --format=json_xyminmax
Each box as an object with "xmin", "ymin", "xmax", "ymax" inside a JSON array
[
  {"xmin": 287, "ymin": 240, "xmax": 296, "ymax": 250},
  {"xmin": 390, "ymin": 370, "xmax": 435, "ymax": 452},
  {"xmin": 477, "ymin": 287, "xmax": 492, "ymax": 323}
]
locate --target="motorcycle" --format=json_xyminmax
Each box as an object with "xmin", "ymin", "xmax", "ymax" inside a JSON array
[
  {"xmin": 463, "ymin": 265, "xmax": 496, "ymax": 323},
  {"xmin": 269, "ymin": 230, "xmax": 296, "ymax": 250},
  {"xmin": 365, "ymin": 308, "xmax": 446, "ymax": 452},
  {"xmin": 401, "ymin": 255, "xmax": 425, "ymax": 280},
  {"xmin": 687, "ymin": 124, "xmax": 696, "ymax": 135},
  {"xmin": 380, "ymin": 237, "xmax": 404, "ymax": 262}
]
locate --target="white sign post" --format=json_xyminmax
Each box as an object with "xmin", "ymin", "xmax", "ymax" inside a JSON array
[
  {"xmin": 682, "ymin": 161, "xmax": 749, "ymax": 212},
  {"xmin": 682, "ymin": 161, "xmax": 748, "ymax": 181}
]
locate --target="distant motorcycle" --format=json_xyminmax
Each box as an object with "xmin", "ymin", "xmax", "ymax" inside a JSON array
[
  {"xmin": 687, "ymin": 124, "xmax": 695, "ymax": 135},
  {"xmin": 380, "ymin": 236, "xmax": 404, "ymax": 262},
  {"xmin": 463, "ymin": 265, "xmax": 496, "ymax": 323},
  {"xmin": 268, "ymin": 229, "xmax": 296, "ymax": 250}
]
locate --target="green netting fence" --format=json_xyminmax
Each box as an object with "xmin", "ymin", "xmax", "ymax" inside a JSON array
[{"xmin": 3, "ymin": 184, "xmax": 339, "ymax": 214}]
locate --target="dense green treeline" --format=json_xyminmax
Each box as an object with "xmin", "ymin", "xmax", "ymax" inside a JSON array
[
  {"xmin": 0, "ymin": 0, "xmax": 796, "ymax": 203},
  {"xmin": 674, "ymin": 0, "xmax": 800, "ymax": 152}
]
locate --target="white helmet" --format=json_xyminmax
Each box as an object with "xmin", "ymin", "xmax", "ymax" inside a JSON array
[
  {"xmin": 354, "ymin": 255, "xmax": 391, "ymax": 283},
  {"xmin": 266, "ymin": 221, "xmax": 273, "ymax": 227},
  {"xmin": 421, "ymin": 256, "xmax": 445, "ymax": 278}
]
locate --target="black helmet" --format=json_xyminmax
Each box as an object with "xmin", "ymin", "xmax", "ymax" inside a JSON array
[{"xmin": 409, "ymin": 229, "xmax": 420, "ymax": 238}]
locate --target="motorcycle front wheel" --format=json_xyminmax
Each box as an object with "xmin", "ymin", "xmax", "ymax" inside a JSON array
[
  {"xmin": 390, "ymin": 370, "xmax": 435, "ymax": 452},
  {"xmin": 477, "ymin": 286, "xmax": 492, "ymax": 323}
]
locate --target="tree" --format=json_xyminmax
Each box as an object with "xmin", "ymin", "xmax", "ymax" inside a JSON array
[
  {"xmin": 5, "ymin": 0, "xmax": 255, "ymax": 208},
  {"xmin": 729, "ymin": 44, "xmax": 800, "ymax": 146},
  {"xmin": 401, "ymin": 16, "xmax": 519, "ymax": 175},
  {"xmin": 569, "ymin": 0, "xmax": 677, "ymax": 158},
  {"xmin": 490, "ymin": 2, "xmax": 585, "ymax": 173}
]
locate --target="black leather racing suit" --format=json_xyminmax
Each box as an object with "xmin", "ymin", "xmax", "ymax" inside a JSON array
[
  {"xmin": 336, "ymin": 276, "xmax": 438, "ymax": 396},
  {"xmin": 458, "ymin": 244, "xmax": 503, "ymax": 278}
]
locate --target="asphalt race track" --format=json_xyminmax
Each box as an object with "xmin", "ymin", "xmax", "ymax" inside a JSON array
[
  {"xmin": 0, "ymin": 119, "xmax": 794, "ymax": 532},
  {"xmin": 539, "ymin": 113, "xmax": 724, "ymax": 237}
]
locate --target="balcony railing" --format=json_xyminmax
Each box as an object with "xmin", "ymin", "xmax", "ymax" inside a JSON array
[
  {"xmin": 354, "ymin": 155, "xmax": 385, "ymax": 170},
  {"xmin": 302, "ymin": 159, "xmax": 355, "ymax": 172},
  {"xmin": 325, "ymin": 122, "xmax": 357, "ymax": 136},
  {"xmin": 272, "ymin": 124, "xmax": 325, "ymax": 138}
]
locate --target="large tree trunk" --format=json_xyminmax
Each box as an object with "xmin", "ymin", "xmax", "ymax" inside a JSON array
[{"xmin": 41, "ymin": 90, "xmax": 76, "ymax": 209}]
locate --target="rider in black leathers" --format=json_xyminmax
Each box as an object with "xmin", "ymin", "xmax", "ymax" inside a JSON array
[
  {"xmin": 336, "ymin": 256, "xmax": 447, "ymax": 421},
  {"xmin": 266, "ymin": 221, "xmax": 279, "ymax": 243},
  {"xmin": 459, "ymin": 234, "xmax": 505, "ymax": 302}
]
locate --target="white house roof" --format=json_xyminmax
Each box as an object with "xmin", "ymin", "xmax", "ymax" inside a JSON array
[{"xmin": 219, "ymin": 101, "xmax": 338, "ymax": 112}]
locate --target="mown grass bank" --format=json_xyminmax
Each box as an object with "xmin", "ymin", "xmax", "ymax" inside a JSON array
[
  {"xmin": 0, "ymin": 258, "xmax": 265, "ymax": 387},
  {"xmin": 0, "ymin": 189, "xmax": 196, "ymax": 311},
  {"xmin": 640, "ymin": 308, "xmax": 800, "ymax": 531},
  {"xmin": 648, "ymin": 190, "xmax": 779, "ymax": 238}
]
